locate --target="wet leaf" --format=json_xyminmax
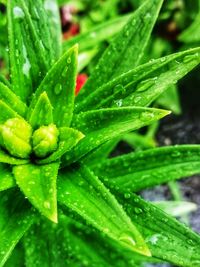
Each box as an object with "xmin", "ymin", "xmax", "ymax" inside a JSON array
[
  {"xmin": 75, "ymin": 47, "xmax": 200, "ymax": 113},
  {"xmin": 7, "ymin": 0, "xmax": 54, "ymax": 102},
  {"xmin": 0, "ymin": 82, "xmax": 27, "ymax": 117},
  {"xmin": 76, "ymin": 0, "xmax": 163, "ymax": 102},
  {"xmin": 58, "ymin": 165, "xmax": 151, "ymax": 257},
  {"xmin": 28, "ymin": 92, "xmax": 53, "ymax": 130},
  {"xmin": 13, "ymin": 162, "xmax": 60, "ymax": 223},
  {"xmin": 28, "ymin": 45, "xmax": 78, "ymax": 127},
  {"xmin": 0, "ymin": 150, "xmax": 29, "ymax": 165},
  {"xmin": 0, "ymin": 100, "xmax": 20, "ymax": 124},
  {"xmin": 0, "ymin": 190, "xmax": 36, "ymax": 267},
  {"xmin": 0, "ymin": 164, "xmax": 16, "ymax": 191},
  {"xmin": 63, "ymin": 107, "xmax": 169, "ymax": 165},
  {"xmin": 93, "ymin": 145, "xmax": 200, "ymax": 192}
]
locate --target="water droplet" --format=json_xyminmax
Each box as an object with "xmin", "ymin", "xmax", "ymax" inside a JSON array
[
  {"xmin": 136, "ymin": 78, "xmax": 157, "ymax": 92},
  {"xmin": 13, "ymin": 6, "xmax": 24, "ymax": 19},
  {"xmin": 67, "ymin": 57, "xmax": 71, "ymax": 64},
  {"xmin": 54, "ymin": 84, "xmax": 62, "ymax": 95}
]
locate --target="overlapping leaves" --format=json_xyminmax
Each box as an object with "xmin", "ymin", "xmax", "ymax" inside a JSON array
[{"xmin": 0, "ymin": 0, "xmax": 199, "ymax": 266}]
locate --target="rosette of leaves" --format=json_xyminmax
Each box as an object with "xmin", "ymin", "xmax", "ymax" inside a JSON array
[{"xmin": 1, "ymin": 0, "xmax": 200, "ymax": 266}]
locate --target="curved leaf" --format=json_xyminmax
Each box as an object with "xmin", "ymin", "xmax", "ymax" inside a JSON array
[
  {"xmin": 0, "ymin": 164, "xmax": 16, "ymax": 192},
  {"xmin": 75, "ymin": 47, "xmax": 200, "ymax": 113},
  {"xmin": 58, "ymin": 165, "xmax": 151, "ymax": 257},
  {"xmin": 63, "ymin": 107, "xmax": 169, "ymax": 165},
  {"xmin": 93, "ymin": 145, "xmax": 200, "ymax": 192},
  {"xmin": 13, "ymin": 162, "xmax": 60, "ymax": 223},
  {"xmin": 28, "ymin": 45, "xmax": 78, "ymax": 127},
  {"xmin": 76, "ymin": 0, "xmax": 163, "ymax": 102},
  {"xmin": 0, "ymin": 150, "xmax": 29, "ymax": 165}
]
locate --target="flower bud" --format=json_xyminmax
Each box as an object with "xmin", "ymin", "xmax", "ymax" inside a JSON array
[
  {"xmin": 32, "ymin": 124, "xmax": 59, "ymax": 158},
  {"xmin": 0, "ymin": 118, "xmax": 32, "ymax": 158}
]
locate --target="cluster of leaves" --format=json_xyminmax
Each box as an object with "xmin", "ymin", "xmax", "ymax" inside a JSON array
[{"xmin": 0, "ymin": 0, "xmax": 200, "ymax": 266}]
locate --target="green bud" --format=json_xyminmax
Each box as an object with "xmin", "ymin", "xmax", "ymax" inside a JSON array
[
  {"xmin": 0, "ymin": 118, "xmax": 32, "ymax": 158},
  {"xmin": 32, "ymin": 124, "xmax": 59, "ymax": 158}
]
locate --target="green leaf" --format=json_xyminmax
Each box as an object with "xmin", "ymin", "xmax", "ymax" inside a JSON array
[
  {"xmin": 7, "ymin": 0, "xmax": 54, "ymax": 102},
  {"xmin": 28, "ymin": 92, "xmax": 53, "ymax": 129},
  {"xmin": 179, "ymin": 12, "xmax": 200, "ymax": 43},
  {"xmin": 76, "ymin": 0, "xmax": 163, "ymax": 102},
  {"xmin": 78, "ymin": 49, "xmax": 98, "ymax": 73},
  {"xmin": 93, "ymin": 145, "xmax": 200, "ymax": 192},
  {"xmin": 63, "ymin": 107, "xmax": 169, "ymax": 165},
  {"xmin": 37, "ymin": 127, "xmax": 84, "ymax": 164},
  {"xmin": 122, "ymin": 132, "xmax": 156, "ymax": 151},
  {"xmin": 0, "ymin": 164, "xmax": 16, "ymax": 192},
  {"xmin": 0, "ymin": 100, "xmax": 20, "ymax": 124},
  {"xmin": 0, "ymin": 190, "xmax": 36, "ymax": 267},
  {"xmin": 75, "ymin": 47, "xmax": 200, "ymax": 113},
  {"xmin": 0, "ymin": 82, "xmax": 27, "ymax": 117},
  {"xmin": 63, "ymin": 14, "xmax": 131, "ymax": 53},
  {"xmin": 58, "ymin": 165, "xmax": 151, "ymax": 257},
  {"xmin": 28, "ymin": 45, "xmax": 78, "ymax": 127},
  {"xmin": 13, "ymin": 162, "xmax": 60, "ymax": 223},
  {"xmin": 44, "ymin": 0, "xmax": 62, "ymax": 59},
  {"xmin": 0, "ymin": 150, "xmax": 29, "ymax": 165},
  {"xmin": 116, "ymin": 192, "xmax": 200, "ymax": 267},
  {"xmin": 0, "ymin": 75, "xmax": 11, "ymax": 88}
]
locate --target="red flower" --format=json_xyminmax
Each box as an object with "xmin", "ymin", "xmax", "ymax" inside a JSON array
[{"xmin": 75, "ymin": 74, "xmax": 88, "ymax": 95}]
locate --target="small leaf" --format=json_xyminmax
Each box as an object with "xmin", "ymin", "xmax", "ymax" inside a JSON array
[
  {"xmin": 28, "ymin": 92, "xmax": 53, "ymax": 129},
  {"xmin": 179, "ymin": 12, "xmax": 200, "ymax": 43},
  {"xmin": 0, "ymin": 82, "xmax": 27, "ymax": 117},
  {"xmin": 28, "ymin": 45, "xmax": 78, "ymax": 127},
  {"xmin": 0, "ymin": 150, "xmax": 29, "ymax": 165},
  {"xmin": 58, "ymin": 165, "xmax": 151, "ymax": 257},
  {"xmin": 37, "ymin": 127, "xmax": 84, "ymax": 164},
  {"xmin": 7, "ymin": 0, "xmax": 54, "ymax": 102},
  {"xmin": 0, "ymin": 164, "xmax": 16, "ymax": 191},
  {"xmin": 93, "ymin": 145, "xmax": 200, "ymax": 192},
  {"xmin": 13, "ymin": 162, "xmax": 60, "ymax": 223},
  {"xmin": 76, "ymin": 0, "xmax": 163, "ymax": 101},
  {"xmin": 75, "ymin": 47, "xmax": 200, "ymax": 113},
  {"xmin": 0, "ymin": 190, "xmax": 36, "ymax": 267},
  {"xmin": 63, "ymin": 107, "xmax": 169, "ymax": 165},
  {"xmin": 63, "ymin": 14, "xmax": 131, "ymax": 53}
]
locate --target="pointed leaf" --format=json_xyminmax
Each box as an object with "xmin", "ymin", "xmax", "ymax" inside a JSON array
[
  {"xmin": 116, "ymin": 192, "xmax": 200, "ymax": 267},
  {"xmin": 76, "ymin": 0, "xmax": 163, "ymax": 101},
  {"xmin": 0, "ymin": 100, "xmax": 20, "ymax": 124},
  {"xmin": 93, "ymin": 145, "xmax": 200, "ymax": 192},
  {"xmin": 0, "ymin": 82, "xmax": 27, "ymax": 117},
  {"xmin": 29, "ymin": 92, "xmax": 53, "ymax": 129},
  {"xmin": 0, "ymin": 190, "xmax": 36, "ymax": 267},
  {"xmin": 0, "ymin": 75, "xmax": 11, "ymax": 88},
  {"xmin": 63, "ymin": 107, "xmax": 169, "ymax": 165},
  {"xmin": 13, "ymin": 162, "xmax": 60, "ymax": 223},
  {"xmin": 58, "ymin": 165, "xmax": 151, "ymax": 257},
  {"xmin": 37, "ymin": 127, "xmax": 84, "ymax": 164},
  {"xmin": 44, "ymin": 0, "xmax": 62, "ymax": 60},
  {"xmin": 7, "ymin": 0, "xmax": 54, "ymax": 101},
  {"xmin": 75, "ymin": 47, "xmax": 200, "ymax": 113},
  {"xmin": 0, "ymin": 150, "xmax": 29, "ymax": 165},
  {"xmin": 28, "ymin": 46, "xmax": 78, "ymax": 127},
  {"xmin": 0, "ymin": 164, "xmax": 16, "ymax": 191}
]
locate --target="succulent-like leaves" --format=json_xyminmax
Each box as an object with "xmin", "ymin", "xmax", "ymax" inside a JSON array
[
  {"xmin": 28, "ymin": 92, "xmax": 53, "ymax": 129},
  {"xmin": 93, "ymin": 145, "xmax": 200, "ymax": 192},
  {"xmin": 63, "ymin": 14, "xmax": 131, "ymax": 52},
  {"xmin": 0, "ymin": 190, "xmax": 36, "ymax": 267},
  {"xmin": 75, "ymin": 47, "xmax": 200, "ymax": 113},
  {"xmin": 0, "ymin": 82, "xmax": 27, "ymax": 117},
  {"xmin": 76, "ymin": 0, "xmax": 163, "ymax": 101},
  {"xmin": 0, "ymin": 164, "xmax": 15, "ymax": 191},
  {"xmin": 7, "ymin": 0, "xmax": 55, "ymax": 101},
  {"xmin": 28, "ymin": 46, "xmax": 78, "ymax": 127},
  {"xmin": 37, "ymin": 127, "xmax": 84, "ymax": 164},
  {"xmin": 13, "ymin": 162, "xmax": 60, "ymax": 223},
  {"xmin": 63, "ymin": 107, "xmax": 169, "ymax": 165},
  {"xmin": 58, "ymin": 165, "xmax": 151, "ymax": 257}
]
